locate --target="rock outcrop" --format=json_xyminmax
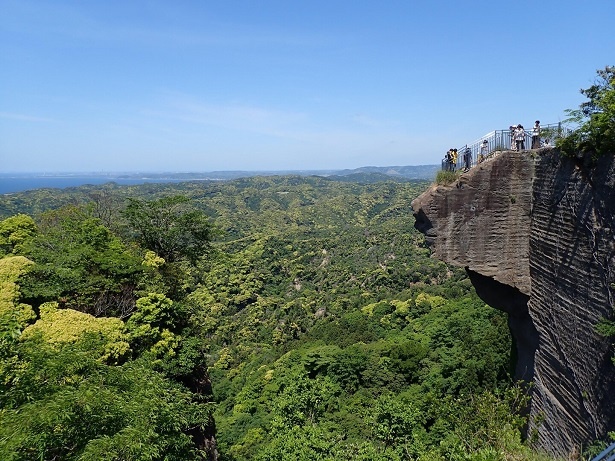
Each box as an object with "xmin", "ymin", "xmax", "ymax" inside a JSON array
[{"xmin": 412, "ymin": 150, "xmax": 615, "ymax": 457}]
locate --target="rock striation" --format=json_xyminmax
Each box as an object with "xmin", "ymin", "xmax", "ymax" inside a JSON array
[{"xmin": 412, "ymin": 149, "xmax": 615, "ymax": 457}]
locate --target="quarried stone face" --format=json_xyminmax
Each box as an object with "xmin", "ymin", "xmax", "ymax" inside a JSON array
[{"xmin": 412, "ymin": 149, "xmax": 615, "ymax": 457}]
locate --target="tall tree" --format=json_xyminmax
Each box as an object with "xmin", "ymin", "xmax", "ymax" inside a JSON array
[
  {"xmin": 561, "ymin": 65, "xmax": 615, "ymax": 156},
  {"xmin": 123, "ymin": 196, "xmax": 213, "ymax": 265}
]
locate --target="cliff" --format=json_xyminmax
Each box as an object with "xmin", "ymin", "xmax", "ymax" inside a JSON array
[{"xmin": 412, "ymin": 149, "xmax": 615, "ymax": 457}]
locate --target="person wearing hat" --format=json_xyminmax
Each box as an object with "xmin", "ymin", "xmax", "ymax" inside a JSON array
[{"xmin": 532, "ymin": 120, "xmax": 541, "ymax": 149}]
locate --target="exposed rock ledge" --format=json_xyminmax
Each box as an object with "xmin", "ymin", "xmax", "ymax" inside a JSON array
[{"xmin": 412, "ymin": 149, "xmax": 615, "ymax": 457}]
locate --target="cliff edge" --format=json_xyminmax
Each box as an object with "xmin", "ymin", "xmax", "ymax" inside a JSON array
[{"xmin": 412, "ymin": 149, "xmax": 615, "ymax": 457}]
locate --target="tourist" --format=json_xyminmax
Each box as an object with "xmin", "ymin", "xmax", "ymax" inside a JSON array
[
  {"xmin": 445, "ymin": 149, "xmax": 453, "ymax": 171},
  {"xmin": 463, "ymin": 148, "xmax": 472, "ymax": 172},
  {"xmin": 532, "ymin": 120, "xmax": 541, "ymax": 149},
  {"xmin": 452, "ymin": 148, "xmax": 458, "ymax": 171},
  {"xmin": 515, "ymin": 124, "xmax": 525, "ymax": 151},
  {"xmin": 478, "ymin": 140, "xmax": 488, "ymax": 163},
  {"xmin": 509, "ymin": 125, "xmax": 517, "ymax": 150}
]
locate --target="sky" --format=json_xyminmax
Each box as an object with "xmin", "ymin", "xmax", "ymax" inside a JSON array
[{"xmin": 1, "ymin": 0, "xmax": 614, "ymax": 173}]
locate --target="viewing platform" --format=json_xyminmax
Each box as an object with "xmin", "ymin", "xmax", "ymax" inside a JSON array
[{"xmin": 442, "ymin": 123, "xmax": 570, "ymax": 172}]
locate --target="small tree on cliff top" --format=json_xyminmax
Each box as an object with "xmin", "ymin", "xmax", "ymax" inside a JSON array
[{"xmin": 560, "ymin": 65, "xmax": 615, "ymax": 157}]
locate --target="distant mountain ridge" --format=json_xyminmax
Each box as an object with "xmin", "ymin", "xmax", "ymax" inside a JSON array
[
  {"xmin": 180, "ymin": 164, "xmax": 439, "ymax": 180},
  {"xmin": 2, "ymin": 165, "xmax": 439, "ymax": 181},
  {"xmin": 1, "ymin": 165, "xmax": 439, "ymax": 194}
]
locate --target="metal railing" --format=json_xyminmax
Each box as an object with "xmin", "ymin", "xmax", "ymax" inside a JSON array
[
  {"xmin": 441, "ymin": 123, "xmax": 572, "ymax": 171},
  {"xmin": 591, "ymin": 442, "xmax": 615, "ymax": 461}
]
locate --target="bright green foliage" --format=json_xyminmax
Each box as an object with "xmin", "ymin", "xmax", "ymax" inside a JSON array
[
  {"xmin": 271, "ymin": 373, "xmax": 341, "ymax": 427},
  {"xmin": 0, "ymin": 255, "xmax": 35, "ymax": 328},
  {"xmin": 0, "ymin": 214, "xmax": 215, "ymax": 459},
  {"xmin": 372, "ymin": 394, "xmax": 422, "ymax": 447},
  {"xmin": 212, "ymin": 292, "xmax": 517, "ymax": 459},
  {"xmin": 255, "ymin": 423, "xmax": 403, "ymax": 461},
  {"xmin": 560, "ymin": 65, "xmax": 615, "ymax": 157},
  {"xmin": 0, "ymin": 283, "xmax": 213, "ymax": 460},
  {"xmin": 0, "ymin": 175, "xmax": 553, "ymax": 460},
  {"xmin": 125, "ymin": 293, "xmax": 183, "ymax": 366},
  {"xmin": 21, "ymin": 302, "xmax": 130, "ymax": 362},
  {"xmin": 0, "ymin": 214, "xmax": 37, "ymax": 257}
]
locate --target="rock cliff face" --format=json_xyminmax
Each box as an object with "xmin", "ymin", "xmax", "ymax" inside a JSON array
[{"xmin": 412, "ymin": 150, "xmax": 615, "ymax": 457}]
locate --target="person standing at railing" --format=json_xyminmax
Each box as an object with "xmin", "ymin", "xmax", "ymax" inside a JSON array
[
  {"xmin": 509, "ymin": 125, "xmax": 517, "ymax": 150},
  {"xmin": 532, "ymin": 120, "xmax": 541, "ymax": 148},
  {"xmin": 452, "ymin": 148, "xmax": 458, "ymax": 171},
  {"xmin": 478, "ymin": 140, "xmax": 488, "ymax": 163},
  {"xmin": 445, "ymin": 149, "xmax": 453, "ymax": 171},
  {"xmin": 515, "ymin": 124, "xmax": 526, "ymax": 150},
  {"xmin": 463, "ymin": 148, "xmax": 471, "ymax": 172}
]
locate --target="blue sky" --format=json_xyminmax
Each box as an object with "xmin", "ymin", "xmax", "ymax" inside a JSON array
[{"xmin": 1, "ymin": 0, "xmax": 614, "ymax": 173}]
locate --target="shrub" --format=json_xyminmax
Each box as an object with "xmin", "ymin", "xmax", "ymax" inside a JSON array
[{"xmin": 435, "ymin": 170, "xmax": 460, "ymax": 185}]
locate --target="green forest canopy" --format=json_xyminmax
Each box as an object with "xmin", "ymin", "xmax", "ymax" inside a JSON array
[{"xmin": 0, "ymin": 175, "xmax": 557, "ymax": 460}]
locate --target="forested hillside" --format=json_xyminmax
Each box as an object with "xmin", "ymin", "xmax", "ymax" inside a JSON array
[{"xmin": 0, "ymin": 175, "xmax": 553, "ymax": 460}]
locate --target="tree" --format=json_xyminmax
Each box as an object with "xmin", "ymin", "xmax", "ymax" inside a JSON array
[
  {"xmin": 123, "ymin": 196, "xmax": 213, "ymax": 265},
  {"xmin": 0, "ymin": 214, "xmax": 37, "ymax": 257},
  {"xmin": 18, "ymin": 208, "xmax": 145, "ymax": 317},
  {"xmin": 561, "ymin": 65, "xmax": 615, "ymax": 157},
  {"xmin": 0, "ymin": 284, "xmax": 215, "ymax": 460}
]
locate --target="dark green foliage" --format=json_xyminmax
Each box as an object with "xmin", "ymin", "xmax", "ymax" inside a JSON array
[
  {"xmin": 17, "ymin": 206, "xmax": 144, "ymax": 317},
  {"xmin": 388, "ymin": 339, "xmax": 428, "ymax": 380},
  {"xmin": 560, "ymin": 65, "xmax": 615, "ymax": 157},
  {"xmin": 0, "ymin": 333, "xmax": 210, "ymax": 461},
  {"xmin": 123, "ymin": 195, "xmax": 213, "ymax": 264}
]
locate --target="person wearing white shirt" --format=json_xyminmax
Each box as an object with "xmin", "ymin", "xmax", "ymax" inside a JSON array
[{"xmin": 532, "ymin": 120, "xmax": 541, "ymax": 149}]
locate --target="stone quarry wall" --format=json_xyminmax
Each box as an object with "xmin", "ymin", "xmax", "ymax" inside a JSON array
[
  {"xmin": 412, "ymin": 151, "xmax": 538, "ymax": 382},
  {"xmin": 411, "ymin": 149, "xmax": 615, "ymax": 457},
  {"xmin": 528, "ymin": 150, "xmax": 615, "ymax": 455}
]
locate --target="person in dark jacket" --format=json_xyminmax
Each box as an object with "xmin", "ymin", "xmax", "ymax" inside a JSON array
[{"xmin": 463, "ymin": 148, "xmax": 472, "ymax": 172}]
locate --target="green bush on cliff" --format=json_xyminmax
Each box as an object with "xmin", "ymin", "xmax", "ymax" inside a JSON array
[
  {"xmin": 560, "ymin": 65, "xmax": 615, "ymax": 157},
  {"xmin": 435, "ymin": 170, "xmax": 460, "ymax": 185}
]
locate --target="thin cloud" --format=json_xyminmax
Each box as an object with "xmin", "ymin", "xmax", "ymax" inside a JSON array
[
  {"xmin": 144, "ymin": 95, "xmax": 309, "ymax": 137},
  {"xmin": 2, "ymin": 1, "xmax": 332, "ymax": 50},
  {"xmin": 142, "ymin": 94, "xmax": 427, "ymax": 158},
  {"xmin": 0, "ymin": 112, "xmax": 55, "ymax": 122}
]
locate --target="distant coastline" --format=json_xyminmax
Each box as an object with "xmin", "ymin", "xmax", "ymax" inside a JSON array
[
  {"xmin": 0, "ymin": 165, "xmax": 439, "ymax": 195},
  {"xmin": 0, "ymin": 175, "xmax": 192, "ymax": 195}
]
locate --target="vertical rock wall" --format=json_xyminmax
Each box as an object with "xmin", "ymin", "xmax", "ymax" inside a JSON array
[
  {"xmin": 528, "ymin": 150, "xmax": 615, "ymax": 455},
  {"xmin": 411, "ymin": 149, "xmax": 615, "ymax": 457}
]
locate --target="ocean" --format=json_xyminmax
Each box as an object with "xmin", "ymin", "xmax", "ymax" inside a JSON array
[
  {"xmin": 0, "ymin": 175, "xmax": 191, "ymax": 195},
  {"xmin": 0, "ymin": 166, "xmax": 440, "ymax": 195}
]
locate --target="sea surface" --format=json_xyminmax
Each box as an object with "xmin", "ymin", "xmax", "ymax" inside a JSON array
[
  {"xmin": 0, "ymin": 175, "xmax": 189, "ymax": 195},
  {"xmin": 0, "ymin": 166, "xmax": 439, "ymax": 195}
]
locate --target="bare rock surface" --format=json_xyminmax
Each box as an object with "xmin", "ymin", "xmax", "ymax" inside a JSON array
[
  {"xmin": 413, "ymin": 151, "xmax": 533, "ymax": 294},
  {"xmin": 411, "ymin": 149, "xmax": 615, "ymax": 457}
]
